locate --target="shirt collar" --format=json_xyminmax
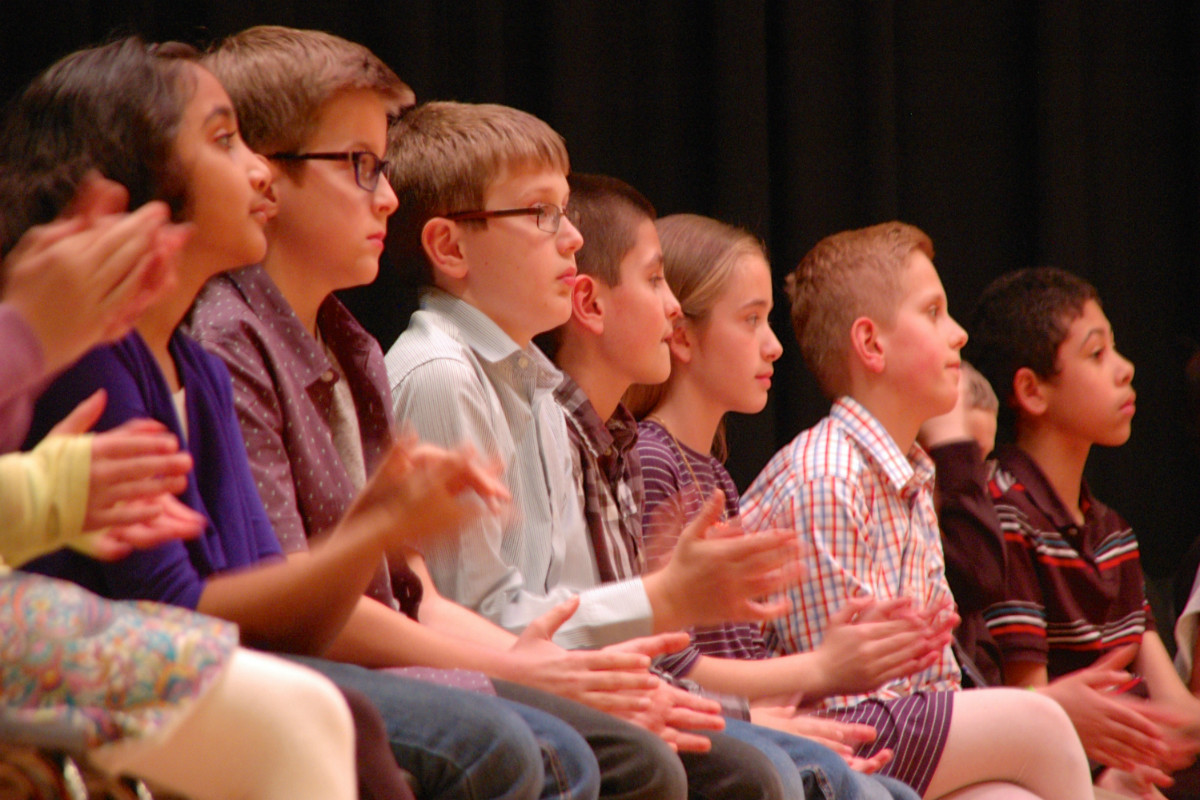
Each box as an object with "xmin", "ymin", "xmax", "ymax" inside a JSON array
[
  {"xmin": 420, "ymin": 288, "xmax": 563, "ymax": 392},
  {"xmin": 994, "ymin": 444, "xmax": 1100, "ymax": 529},
  {"xmin": 831, "ymin": 395, "xmax": 935, "ymax": 495},
  {"xmin": 555, "ymin": 373, "xmax": 639, "ymax": 460},
  {"xmin": 225, "ymin": 265, "xmax": 335, "ymax": 387}
]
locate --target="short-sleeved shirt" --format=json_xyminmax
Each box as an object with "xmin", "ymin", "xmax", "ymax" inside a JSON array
[
  {"xmin": 23, "ymin": 331, "xmax": 283, "ymax": 608},
  {"xmin": 740, "ymin": 396, "xmax": 961, "ymax": 710},
  {"xmin": 982, "ymin": 444, "xmax": 1152, "ymax": 678},
  {"xmin": 637, "ymin": 419, "xmax": 771, "ymax": 676},
  {"xmin": 186, "ymin": 265, "xmax": 420, "ymax": 616},
  {"xmin": 385, "ymin": 290, "xmax": 652, "ymax": 647}
]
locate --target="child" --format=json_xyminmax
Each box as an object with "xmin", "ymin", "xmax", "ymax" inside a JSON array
[
  {"xmin": 384, "ymin": 101, "xmax": 821, "ymax": 799},
  {"xmin": 9, "ymin": 37, "xmax": 582, "ymax": 800},
  {"xmin": 961, "ymin": 267, "xmax": 1200, "ymax": 797},
  {"xmin": 0, "ymin": 160, "xmax": 356, "ymax": 800},
  {"xmin": 739, "ymin": 222, "xmax": 1095, "ymax": 798},
  {"xmin": 551, "ymin": 180, "xmax": 928, "ymax": 800},
  {"xmin": 185, "ymin": 26, "xmax": 685, "ymax": 800}
]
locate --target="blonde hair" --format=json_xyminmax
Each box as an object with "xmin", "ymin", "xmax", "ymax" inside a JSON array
[
  {"xmin": 786, "ymin": 221, "xmax": 933, "ymax": 399},
  {"xmin": 624, "ymin": 213, "xmax": 766, "ymax": 460},
  {"xmin": 202, "ymin": 26, "xmax": 412, "ymax": 155},
  {"xmin": 962, "ymin": 360, "xmax": 998, "ymax": 412},
  {"xmin": 386, "ymin": 101, "xmax": 570, "ymax": 285}
]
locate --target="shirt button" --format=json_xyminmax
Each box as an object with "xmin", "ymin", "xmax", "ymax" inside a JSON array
[
  {"xmin": 321, "ymin": 370, "xmax": 335, "ymax": 382},
  {"xmin": 517, "ymin": 356, "xmax": 530, "ymax": 369}
]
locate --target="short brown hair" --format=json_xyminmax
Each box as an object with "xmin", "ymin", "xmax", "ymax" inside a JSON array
[
  {"xmin": 786, "ymin": 221, "xmax": 934, "ymax": 398},
  {"xmin": 202, "ymin": 26, "xmax": 412, "ymax": 155},
  {"xmin": 386, "ymin": 101, "xmax": 570, "ymax": 285},
  {"xmin": 567, "ymin": 173, "xmax": 656, "ymax": 286},
  {"xmin": 962, "ymin": 361, "xmax": 998, "ymax": 412}
]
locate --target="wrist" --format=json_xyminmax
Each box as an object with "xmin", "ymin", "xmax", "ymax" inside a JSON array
[{"xmin": 642, "ymin": 571, "xmax": 686, "ymax": 633}]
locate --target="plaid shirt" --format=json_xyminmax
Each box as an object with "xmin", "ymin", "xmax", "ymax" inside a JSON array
[
  {"xmin": 741, "ymin": 396, "xmax": 961, "ymax": 710},
  {"xmin": 555, "ymin": 375, "xmax": 644, "ymax": 583}
]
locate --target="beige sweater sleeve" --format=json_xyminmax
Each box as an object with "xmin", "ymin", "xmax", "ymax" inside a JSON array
[{"xmin": 0, "ymin": 434, "xmax": 92, "ymax": 569}]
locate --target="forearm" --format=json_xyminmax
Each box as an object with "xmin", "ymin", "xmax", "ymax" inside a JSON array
[
  {"xmin": 196, "ymin": 521, "xmax": 384, "ymax": 655},
  {"xmin": 687, "ymin": 651, "xmax": 828, "ymax": 702},
  {"xmin": 1139, "ymin": 632, "xmax": 1197, "ymax": 707},
  {"xmin": 0, "ymin": 436, "xmax": 91, "ymax": 566}
]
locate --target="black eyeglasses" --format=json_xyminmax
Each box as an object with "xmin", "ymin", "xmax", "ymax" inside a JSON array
[
  {"xmin": 267, "ymin": 151, "xmax": 390, "ymax": 193},
  {"xmin": 445, "ymin": 202, "xmax": 569, "ymax": 234}
]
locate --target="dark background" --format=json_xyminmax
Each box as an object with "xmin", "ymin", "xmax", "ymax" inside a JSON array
[{"xmin": 6, "ymin": 2, "xmax": 1200, "ymax": 623}]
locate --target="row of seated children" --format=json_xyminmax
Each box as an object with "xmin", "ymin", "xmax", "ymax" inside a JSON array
[{"xmin": 6, "ymin": 20, "xmax": 1197, "ymax": 800}]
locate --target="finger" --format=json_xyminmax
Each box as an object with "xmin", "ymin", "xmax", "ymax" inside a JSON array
[
  {"xmin": 1093, "ymin": 643, "xmax": 1140, "ymax": 672},
  {"xmin": 67, "ymin": 172, "xmax": 130, "ymax": 220},
  {"xmin": 849, "ymin": 749, "xmax": 892, "ymax": 774},
  {"xmin": 664, "ymin": 686, "xmax": 723, "ymax": 715},
  {"xmin": 664, "ymin": 706, "xmax": 726, "ymax": 732},
  {"xmin": 91, "ymin": 452, "xmax": 194, "ymax": 488},
  {"xmin": 607, "ymin": 631, "xmax": 691, "ymax": 659},
  {"xmin": 828, "ymin": 596, "xmax": 875, "ymax": 625},
  {"xmin": 518, "ymin": 596, "xmax": 581, "ymax": 642},
  {"xmin": 665, "ymin": 729, "xmax": 713, "ymax": 753},
  {"xmin": 47, "ymin": 390, "xmax": 108, "ymax": 437},
  {"xmin": 678, "ymin": 490, "xmax": 726, "ymax": 543},
  {"xmin": 91, "ymin": 430, "xmax": 185, "ymax": 461}
]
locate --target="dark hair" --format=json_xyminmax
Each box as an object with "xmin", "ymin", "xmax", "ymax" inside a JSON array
[
  {"xmin": 0, "ymin": 37, "xmax": 197, "ymax": 256},
  {"xmin": 566, "ymin": 172, "xmax": 656, "ymax": 286},
  {"xmin": 964, "ymin": 266, "xmax": 1099, "ymax": 442}
]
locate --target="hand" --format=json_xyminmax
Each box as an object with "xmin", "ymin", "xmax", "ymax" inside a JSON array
[
  {"xmin": 348, "ymin": 432, "xmax": 512, "ymax": 552},
  {"xmin": 749, "ymin": 706, "xmax": 890, "ymax": 773},
  {"xmin": 808, "ymin": 596, "xmax": 953, "ymax": 696},
  {"xmin": 644, "ymin": 491, "xmax": 802, "ymax": 631},
  {"xmin": 1039, "ymin": 646, "xmax": 1184, "ymax": 774},
  {"xmin": 505, "ymin": 597, "xmax": 659, "ymax": 714},
  {"xmin": 2, "ymin": 174, "xmax": 190, "ymax": 374},
  {"xmin": 1095, "ymin": 765, "xmax": 1173, "ymax": 800},
  {"xmin": 46, "ymin": 390, "xmax": 203, "ymax": 559},
  {"xmin": 616, "ymin": 677, "xmax": 725, "ymax": 753}
]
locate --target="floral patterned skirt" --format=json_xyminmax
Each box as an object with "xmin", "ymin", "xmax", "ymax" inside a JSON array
[{"xmin": 1, "ymin": 572, "xmax": 237, "ymax": 747}]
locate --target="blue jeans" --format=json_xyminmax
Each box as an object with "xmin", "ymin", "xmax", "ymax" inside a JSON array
[
  {"xmin": 286, "ymin": 656, "xmax": 598, "ymax": 800},
  {"xmin": 723, "ymin": 719, "xmax": 920, "ymax": 800}
]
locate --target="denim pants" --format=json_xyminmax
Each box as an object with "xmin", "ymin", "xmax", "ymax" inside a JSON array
[
  {"xmin": 285, "ymin": 656, "xmax": 599, "ymax": 800},
  {"xmin": 723, "ymin": 718, "xmax": 920, "ymax": 800}
]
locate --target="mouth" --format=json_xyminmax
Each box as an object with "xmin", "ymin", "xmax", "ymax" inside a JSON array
[
  {"xmin": 1120, "ymin": 393, "xmax": 1137, "ymax": 415},
  {"xmin": 558, "ymin": 267, "xmax": 578, "ymax": 287},
  {"xmin": 250, "ymin": 203, "xmax": 273, "ymax": 225},
  {"xmin": 756, "ymin": 371, "xmax": 773, "ymax": 387},
  {"xmin": 367, "ymin": 231, "xmax": 386, "ymax": 249}
]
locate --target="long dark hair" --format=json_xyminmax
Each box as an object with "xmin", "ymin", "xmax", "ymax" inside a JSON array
[{"xmin": 0, "ymin": 37, "xmax": 198, "ymax": 257}]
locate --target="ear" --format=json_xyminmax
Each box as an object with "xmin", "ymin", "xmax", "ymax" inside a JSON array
[
  {"xmin": 570, "ymin": 275, "xmax": 605, "ymax": 335},
  {"xmin": 667, "ymin": 319, "xmax": 694, "ymax": 364},
  {"xmin": 849, "ymin": 317, "xmax": 885, "ymax": 374},
  {"xmin": 421, "ymin": 217, "xmax": 468, "ymax": 283},
  {"xmin": 1011, "ymin": 366, "xmax": 1049, "ymax": 417}
]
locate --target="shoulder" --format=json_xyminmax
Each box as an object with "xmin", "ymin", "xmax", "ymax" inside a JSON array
[{"xmin": 385, "ymin": 309, "xmax": 475, "ymax": 386}]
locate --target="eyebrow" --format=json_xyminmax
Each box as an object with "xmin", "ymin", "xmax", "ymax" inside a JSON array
[
  {"xmin": 1078, "ymin": 327, "xmax": 1110, "ymax": 349},
  {"xmin": 203, "ymin": 106, "xmax": 236, "ymax": 125}
]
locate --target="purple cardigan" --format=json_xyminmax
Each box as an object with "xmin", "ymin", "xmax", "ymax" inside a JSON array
[{"xmin": 22, "ymin": 330, "xmax": 282, "ymax": 609}]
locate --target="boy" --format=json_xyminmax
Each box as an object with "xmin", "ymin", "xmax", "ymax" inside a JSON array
[
  {"xmin": 384, "ymin": 102, "xmax": 813, "ymax": 799},
  {"xmin": 959, "ymin": 267, "xmax": 1200, "ymax": 796},
  {"xmin": 739, "ymin": 223, "xmax": 1095, "ymax": 799},
  {"xmin": 186, "ymin": 27, "xmax": 689, "ymax": 800},
  {"xmin": 548, "ymin": 173, "xmax": 923, "ymax": 800}
]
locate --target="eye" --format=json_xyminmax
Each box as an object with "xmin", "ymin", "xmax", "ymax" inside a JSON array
[
  {"xmin": 215, "ymin": 131, "xmax": 237, "ymax": 150},
  {"xmin": 747, "ymin": 313, "xmax": 760, "ymax": 326}
]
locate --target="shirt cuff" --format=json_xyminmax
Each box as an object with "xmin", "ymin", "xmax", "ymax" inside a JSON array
[{"xmin": 553, "ymin": 577, "xmax": 654, "ymax": 649}]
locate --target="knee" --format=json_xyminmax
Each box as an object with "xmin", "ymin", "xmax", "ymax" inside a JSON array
[{"xmin": 607, "ymin": 729, "xmax": 686, "ymax": 800}]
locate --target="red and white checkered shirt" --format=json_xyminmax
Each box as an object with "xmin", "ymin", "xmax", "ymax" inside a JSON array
[{"xmin": 740, "ymin": 396, "xmax": 961, "ymax": 709}]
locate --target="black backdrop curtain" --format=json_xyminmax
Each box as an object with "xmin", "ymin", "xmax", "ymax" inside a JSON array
[{"xmin": 5, "ymin": 2, "xmax": 1200, "ymax": 586}]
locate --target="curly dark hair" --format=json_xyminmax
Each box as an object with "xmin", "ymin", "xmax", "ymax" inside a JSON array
[
  {"xmin": 964, "ymin": 267, "xmax": 1099, "ymax": 443},
  {"xmin": 0, "ymin": 37, "xmax": 198, "ymax": 257}
]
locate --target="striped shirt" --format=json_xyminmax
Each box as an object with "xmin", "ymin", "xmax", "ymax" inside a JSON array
[
  {"xmin": 740, "ymin": 396, "xmax": 961, "ymax": 709},
  {"xmin": 385, "ymin": 290, "xmax": 653, "ymax": 648},
  {"xmin": 983, "ymin": 445, "xmax": 1153, "ymax": 678},
  {"xmin": 638, "ymin": 419, "xmax": 772, "ymax": 676}
]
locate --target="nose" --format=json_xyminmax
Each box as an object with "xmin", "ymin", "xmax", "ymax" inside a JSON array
[
  {"xmin": 663, "ymin": 284, "xmax": 682, "ymax": 322},
  {"xmin": 948, "ymin": 315, "xmax": 968, "ymax": 350},
  {"xmin": 558, "ymin": 214, "xmax": 584, "ymax": 255},
  {"xmin": 1115, "ymin": 349, "xmax": 1134, "ymax": 385},
  {"xmin": 763, "ymin": 325, "xmax": 783, "ymax": 362},
  {"xmin": 248, "ymin": 152, "xmax": 272, "ymax": 194},
  {"xmin": 375, "ymin": 177, "xmax": 399, "ymax": 217}
]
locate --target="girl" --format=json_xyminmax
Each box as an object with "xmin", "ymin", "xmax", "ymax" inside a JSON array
[
  {"xmin": 3, "ymin": 37, "xmax": 576, "ymax": 800},
  {"xmin": 626, "ymin": 213, "xmax": 1095, "ymax": 800},
  {"xmin": 0, "ymin": 171, "xmax": 357, "ymax": 800}
]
